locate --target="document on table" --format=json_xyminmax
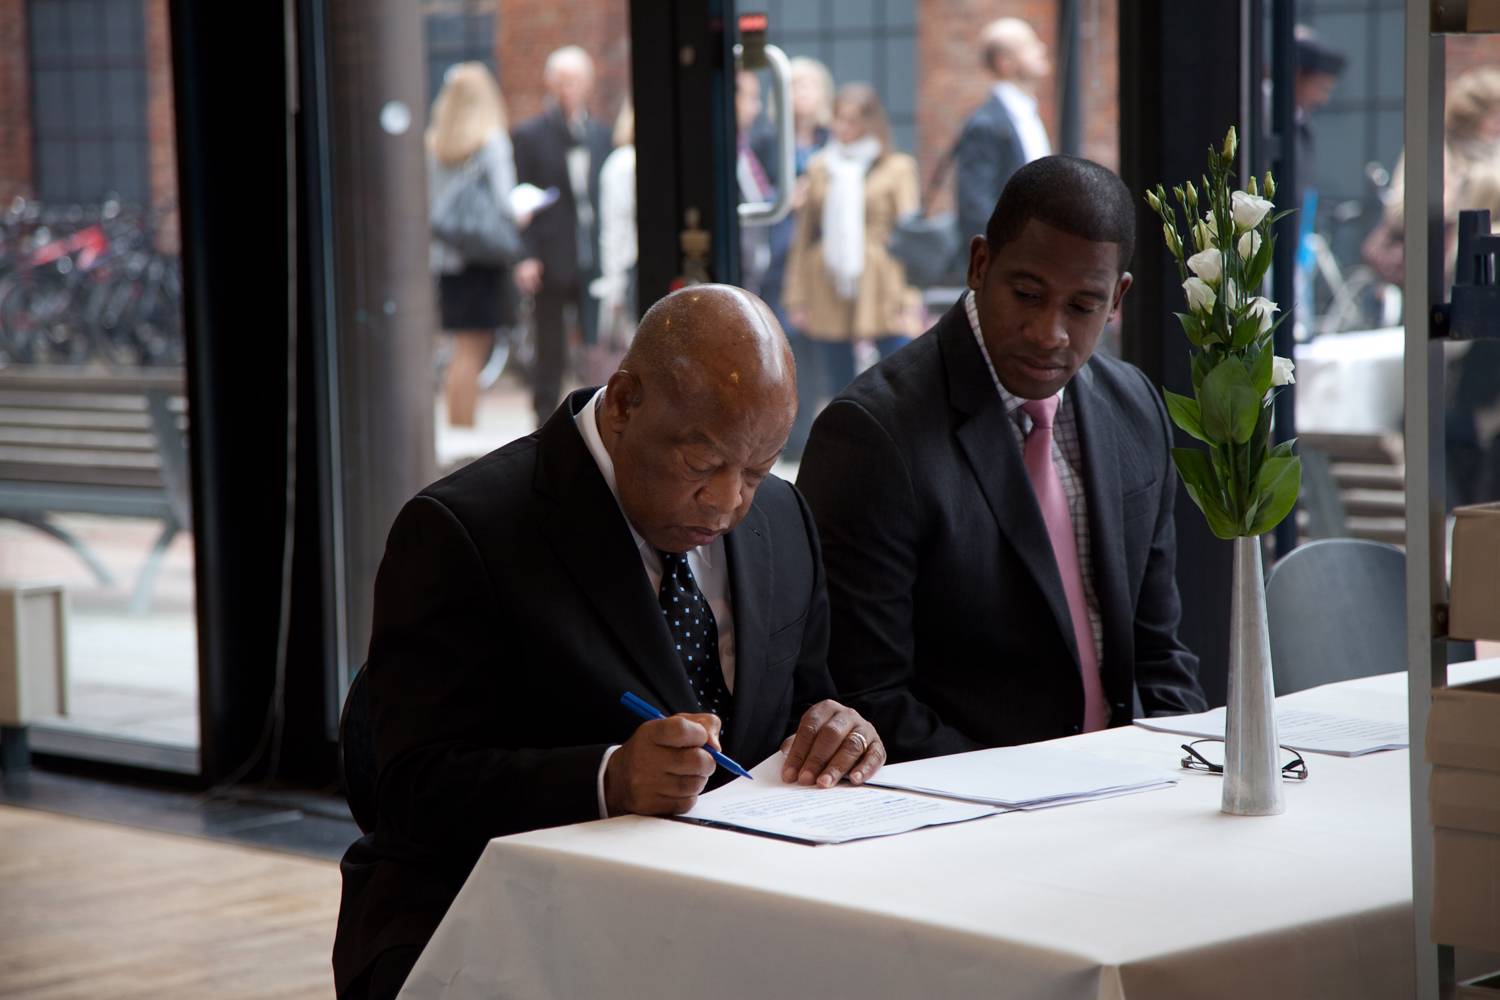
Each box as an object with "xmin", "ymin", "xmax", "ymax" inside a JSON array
[
  {"xmin": 865, "ymin": 745, "xmax": 1175, "ymax": 809},
  {"xmin": 1133, "ymin": 706, "xmax": 1407, "ymax": 756},
  {"xmin": 679, "ymin": 755, "xmax": 1003, "ymax": 844}
]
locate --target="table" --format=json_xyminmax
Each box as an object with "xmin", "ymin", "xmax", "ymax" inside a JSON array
[
  {"xmin": 1296, "ymin": 327, "xmax": 1406, "ymax": 434},
  {"xmin": 398, "ymin": 661, "xmax": 1500, "ymax": 1000}
]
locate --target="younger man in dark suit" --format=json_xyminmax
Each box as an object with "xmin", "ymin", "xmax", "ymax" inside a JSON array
[
  {"xmin": 334, "ymin": 286, "xmax": 885, "ymax": 999},
  {"xmin": 798, "ymin": 156, "xmax": 1206, "ymax": 763}
]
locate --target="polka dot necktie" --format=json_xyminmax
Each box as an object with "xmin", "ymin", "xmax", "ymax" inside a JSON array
[{"xmin": 656, "ymin": 550, "xmax": 733, "ymax": 729}]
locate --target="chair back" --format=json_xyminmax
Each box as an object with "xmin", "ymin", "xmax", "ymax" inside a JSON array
[
  {"xmin": 1267, "ymin": 538, "xmax": 1405, "ymax": 696},
  {"xmin": 1266, "ymin": 538, "xmax": 1474, "ymax": 696},
  {"xmin": 339, "ymin": 663, "xmax": 378, "ymax": 834}
]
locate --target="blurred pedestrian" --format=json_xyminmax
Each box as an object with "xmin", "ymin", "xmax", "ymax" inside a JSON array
[
  {"xmin": 428, "ymin": 62, "xmax": 524, "ymax": 428},
  {"xmin": 585, "ymin": 98, "xmax": 638, "ymax": 386},
  {"xmin": 512, "ymin": 46, "xmax": 612, "ymax": 425},
  {"xmin": 752, "ymin": 56, "xmax": 834, "ymax": 458},
  {"xmin": 783, "ymin": 84, "xmax": 921, "ymax": 432},
  {"xmin": 954, "ymin": 18, "xmax": 1052, "ymax": 247}
]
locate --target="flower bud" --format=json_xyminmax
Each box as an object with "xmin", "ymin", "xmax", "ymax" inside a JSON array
[{"xmin": 1183, "ymin": 276, "xmax": 1216, "ymax": 314}]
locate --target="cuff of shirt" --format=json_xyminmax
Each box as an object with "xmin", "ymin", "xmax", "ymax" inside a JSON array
[{"xmin": 596, "ymin": 744, "xmax": 622, "ymax": 819}]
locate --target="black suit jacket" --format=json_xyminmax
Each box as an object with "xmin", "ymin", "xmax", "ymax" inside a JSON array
[
  {"xmin": 954, "ymin": 93, "xmax": 1026, "ymax": 245},
  {"xmin": 796, "ymin": 300, "xmax": 1205, "ymax": 763},
  {"xmin": 333, "ymin": 390, "xmax": 835, "ymax": 995},
  {"xmin": 511, "ymin": 106, "xmax": 612, "ymax": 291}
]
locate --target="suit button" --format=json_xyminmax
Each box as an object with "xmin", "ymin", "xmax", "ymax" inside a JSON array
[{"xmin": 1072, "ymin": 725, "xmax": 1081, "ymax": 734}]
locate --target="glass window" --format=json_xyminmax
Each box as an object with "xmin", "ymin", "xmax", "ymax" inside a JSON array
[{"xmin": 0, "ymin": 0, "xmax": 196, "ymax": 767}]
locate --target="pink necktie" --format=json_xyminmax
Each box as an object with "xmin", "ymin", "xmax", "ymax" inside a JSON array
[{"xmin": 1020, "ymin": 396, "xmax": 1109, "ymax": 732}]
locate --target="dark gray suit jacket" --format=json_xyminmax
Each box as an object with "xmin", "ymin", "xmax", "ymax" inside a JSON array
[
  {"xmin": 333, "ymin": 389, "xmax": 835, "ymax": 996},
  {"xmin": 797, "ymin": 300, "xmax": 1206, "ymax": 763},
  {"xmin": 954, "ymin": 93, "xmax": 1026, "ymax": 245}
]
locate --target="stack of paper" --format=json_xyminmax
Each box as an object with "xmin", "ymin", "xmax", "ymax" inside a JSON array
[
  {"xmin": 865, "ymin": 744, "xmax": 1175, "ymax": 810},
  {"xmin": 1133, "ymin": 706, "xmax": 1407, "ymax": 756},
  {"xmin": 680, "ymin": 755, "xmax": 1003, "ymax": 844}
]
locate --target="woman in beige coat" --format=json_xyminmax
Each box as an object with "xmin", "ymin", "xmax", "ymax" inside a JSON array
[{"xmin": 783, "ymin": 84, "xmax": 921, "ymax": 441}]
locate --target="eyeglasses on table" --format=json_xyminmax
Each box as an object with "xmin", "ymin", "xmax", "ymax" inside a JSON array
[{"xmin": 1179, "ymin": 739, "xmax": 1309, "ymax": 780}]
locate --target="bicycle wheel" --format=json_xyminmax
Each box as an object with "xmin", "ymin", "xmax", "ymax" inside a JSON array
[{"xmin": 0, "ymin": 270, "xmax": 78, "ymax": 365}]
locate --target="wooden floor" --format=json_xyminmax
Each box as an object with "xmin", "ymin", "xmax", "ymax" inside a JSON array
[{"xmin": 0, "ymin": 805, "xmax": 341, "ymax": 999}]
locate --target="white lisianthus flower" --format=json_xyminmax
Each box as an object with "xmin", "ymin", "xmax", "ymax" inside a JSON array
[
  {"xmin": 1183, "ymin": 276, "xmax": 1216, "ymax": 314},
  {"xmin": 1237, "ymin": 230, "xmax": 1262, "ymax": 260},
  {"xmin": 1246, "ymin": 295, "xmax": 1279, "ymax": 332},
  {"xmin": 1231, "ymin": 191, "xmax": 1274, "ymax": 231},
  {"xmin": 1271, "ymin": 355, "xmax": 1296, "ymax": 386},
  {"xmin": 1186, "ymin": 248, "xmax": 1222, "ymax": 284},
  {"xmin": 1196, "ymin": 220, "xmax": 1217, "ymax": 250}
]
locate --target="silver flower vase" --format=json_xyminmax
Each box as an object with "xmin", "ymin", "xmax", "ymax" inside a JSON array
[{"xmin": 1221, "ymin": 536, "xmax": 1285, "ymax": 816}]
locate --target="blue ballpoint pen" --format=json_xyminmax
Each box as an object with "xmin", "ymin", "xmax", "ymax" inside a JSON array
[{"xmin": 618, "ymin": 691, "xmax": 754, "ymax": 780}]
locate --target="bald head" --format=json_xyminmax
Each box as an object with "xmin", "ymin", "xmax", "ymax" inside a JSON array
[
  {"xmin": 623, "ymin": 283, "xmax": 795, "ymax": 413},
  {"xmin": 981, "ymin": 18, "xmax": 1050, "ymax": 85},
  {"xmin": 598, "ymin": 285, "xmax": 798, "ymax": 553}
]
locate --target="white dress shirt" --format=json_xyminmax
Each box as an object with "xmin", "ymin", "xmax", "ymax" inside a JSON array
[
  {"xmin": 993, "ymin": 81, "xmax": 1052, "ymax": 165},
  {"xmin": 574, "ymin": 386, "xmax": 737, "ymax": 816},
  {"xmin": 964, "ymin": 291, "xmax": 1103, "ymax": 664}
]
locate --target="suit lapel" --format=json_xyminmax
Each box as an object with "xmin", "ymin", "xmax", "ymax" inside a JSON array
[
  {"xmin": 938, "ymin": 303, "xmax": 1080, "ymax": 666},
  {"xmin": 1071, "ymin": 363, "xmax": 1133, "ymax": 698},
  {"xmin": 722, "ymin": 503, "xmax": 772, "ymax": 756},
  {"xmin": 535, "ymin": 391, "xmax": 699, "ymax": 715}
]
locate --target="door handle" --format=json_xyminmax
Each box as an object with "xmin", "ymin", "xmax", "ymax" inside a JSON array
[{"xmin": 736, "ymin": 43, "xmax": 795, "ymax": 228}]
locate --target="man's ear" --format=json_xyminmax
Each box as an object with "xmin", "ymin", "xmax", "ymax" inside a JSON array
[
  {"xmin": 600, "ymin": 370, "xmax": 643, "ymax": 432},
  {"xmin": 1110, "ymin": 271, "xmax": 1134, "ymax": 320},
  {"xmin": 967, "ymin": 235, "xmax": 990, "ymax": 292}
]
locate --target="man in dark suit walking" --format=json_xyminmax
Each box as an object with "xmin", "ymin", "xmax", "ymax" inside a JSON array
[
  {"xmin": 511, "ymin": 46, "xmax": 614, "ymax": 425},
  {"xmin": 334, "ymin": 285, "xmax": 886, "ymax": 1000},
  {"xmin": 797, "ymin": 156, "xmax": 1206, "ymax": 763},
  {"xmin": 954, "ymin": 18, "xmax": 1053, "ymax": 249}
]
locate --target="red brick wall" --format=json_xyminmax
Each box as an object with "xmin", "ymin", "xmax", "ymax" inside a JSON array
[
  {"xmin": 915, "ymin": 0, "xmax": 1119, "ymax": 214},
  {"xmin": 145, "ymin": 0, "xmax": 179, "ymax": 253},
  {"xmin": 494, "ymin": 0, "xmax": 632, "ymax": 133},
  {"xmin": 0, "ymin": 0, "xmax": 32, "ymax": 202},
  {"xmin": 1447, "ymin": 33, "xmax": 1500, "ymax": 86}
]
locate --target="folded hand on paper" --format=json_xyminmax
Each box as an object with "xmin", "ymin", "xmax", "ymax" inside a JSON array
[{"xmin": 779, "ymin": 699, "xmax": 886, "ymax": 788}]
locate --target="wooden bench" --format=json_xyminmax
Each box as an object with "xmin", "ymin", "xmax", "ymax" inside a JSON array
[
  {"xmin": 1298, "ymin": 431, "xmax": 1405, "ymax": 546},
  {"xmin": 0, "ymin": 367, "xmax": 190, "ymax": 613}
]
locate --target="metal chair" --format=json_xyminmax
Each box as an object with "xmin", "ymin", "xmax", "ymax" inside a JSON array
[
  {"xmin": 339, "ymin": 663, "xmax": 378, "ymax": 834},
  {"xmin": 1266, "ymin": 538, "xmax": 1474, "ymax": 696}
]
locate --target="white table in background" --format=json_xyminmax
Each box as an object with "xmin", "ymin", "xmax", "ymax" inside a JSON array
[{"xmin": 398, "ymin": 661, "xmax": 1500, "ymax": 1000}]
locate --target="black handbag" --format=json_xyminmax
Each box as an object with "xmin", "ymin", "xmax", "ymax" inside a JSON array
[
  {"xmin": 430, "ymin": 155, "xmax": 524, "ymax": 267},
  {"xmin": 887, "ymin": 140, "xmax": 968, "ymax": 289}
]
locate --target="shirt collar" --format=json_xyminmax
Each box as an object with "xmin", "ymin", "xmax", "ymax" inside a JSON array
[
  {"xmin": 963, "ymin": 290, "xmax": 1063, "ymax": 426},
  {"xmin": 993, "ymin": 81, "xmax": 1038, "ymax": 116},
  {"xmin": 574, "ymin": 387, "xmax": 717, "ymax": 570}
]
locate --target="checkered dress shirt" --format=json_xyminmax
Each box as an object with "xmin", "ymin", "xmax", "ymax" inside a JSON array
[{"xmin": 964, "ymin": 291, "xmax": 1104, "ymax": 664}]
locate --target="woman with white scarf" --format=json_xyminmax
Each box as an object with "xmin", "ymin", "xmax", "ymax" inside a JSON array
[{"xmin": 783, "ymin": 84, "xmax": 921, "ymax": 452}]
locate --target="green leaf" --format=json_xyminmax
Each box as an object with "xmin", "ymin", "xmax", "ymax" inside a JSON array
[
  {"xmin": 1248, "ymin": 342, "xmax": 1274, "ymax": 396},
  {"xmin": 1245, "ymin": 229, "xmax": 1276, "ymax": 288},
  {"xmin": 1191, "ymin": 350, "xmax": 1213, "ymax": 394},
  {"xmin": 1173, "ymin": 447, "xmax": 1241, "ymax": 540},
  {"xmin": 1271, "ymin": 438, "xmax": 1297, "ymax": 459},
  {"xmin": 1164, "ymin": 390, "xmax": 1211, "ymax": 443},
  {"xmin": 1175, "ymin": 311, "xmax": 1205, "ymax": 348},
  {"xmin": 1246, "ymin": 456, "xmax": 1302, "ymax": 536},
  {"xmin": 1170, "ymin": 446, "xmax": 1242, "ymax": 539},
  {"xmin": 1231, "ymin": 314, "xmax": 1262, "ymax": 350},
  {"xmin": 1199, "ymin": 358, "xmax": 1261, "ymax": 445}
]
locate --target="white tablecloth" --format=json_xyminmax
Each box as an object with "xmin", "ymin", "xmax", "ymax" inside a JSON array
[{"xmin": 398, "ymin": 661, "xmax": 1500, "ymax": 1000}]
